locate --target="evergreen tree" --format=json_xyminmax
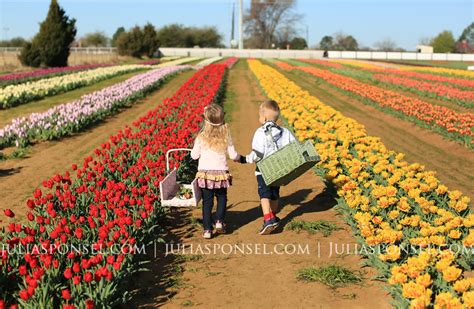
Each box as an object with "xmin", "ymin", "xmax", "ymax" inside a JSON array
[
  {"xmin": 116, "ymin": 26, "xmax": 144, "ymax": 57},
  {"xmin": 142, "ymin": 23, "xmax": 160, "ymax": 58},
  {"xmin": 19, "ymin": 0, "xmax": 76, "ymax": 67},
  {"xmin": 111, "ymin": 27, "xmax": 125, "ymax": 47}
]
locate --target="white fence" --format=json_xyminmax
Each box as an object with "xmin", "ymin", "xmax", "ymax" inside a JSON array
[
  {"xmin": 1, "ymin": 47, "xmax": 473, "ymax": 61},
  {"xmin": 159, "ymin": 48, "xmax": 474, "ymax": 61},
  {"xmin": 328, "ymin": 50, "xmax": 474, "ymax": 61}
]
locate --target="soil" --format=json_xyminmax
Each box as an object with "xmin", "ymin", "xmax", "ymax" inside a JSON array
[
  {"xmin": 0, "ymin": 70, "xmax": 195, "ymax": 223},
  {"xmin": 125, "ymin": 60, "xmax": 392, "ymax": 308}
]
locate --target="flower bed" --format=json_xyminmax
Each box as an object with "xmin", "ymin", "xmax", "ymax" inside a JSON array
[
  {"xmin": 275, "ymin": 61, "xmax": 474, "ymax": 148},
  {"xmin": 0, "ymin": 60, "xmax": 235, "ymax": 307},
  {"xmin": 249, "ymin": 59, "xmax": 473, "ymax": 308},
  {"xmin": 0, "ymin": 65, "xmax": 190, "ymax": 149},
  {"xmin": 0, "ymin": 64, "xmax": 113, "ymax": 88},
  {"xmin": 373, "ymin": 73, "xmax": 474, "ymax": 108},
  {"xmin": 0, "ymin": 64, "xmax": 147, "ymax": 109}
]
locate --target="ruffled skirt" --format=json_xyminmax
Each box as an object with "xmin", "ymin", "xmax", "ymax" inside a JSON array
[{"xmin": 196, "ymin": 170, "xmax": 232, "ymax": 189}]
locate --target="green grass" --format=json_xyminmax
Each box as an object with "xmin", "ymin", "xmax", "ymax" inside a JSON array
[
  {"xmin": 187, "ymin": 216, "xmax": 203, "ymax": 229},
  {"xmin": 223, "ymin": 88, "xmax": 237, "ymax": 123},
  {"xmin": 181, "ymin": 300, "xmax": 195, "ymax": 306},
  {"xmin": 285, "ymin": 220, "xmax": 342, "ymax": 237},
  {"xmin": 297, "ymin": 265, "xmax": 363, "ymax": 287},
  {"xmin": 0, "ymin": 70, "xmax": 146, "ymax": 127},
  {"xmin": 177, "ymin": 254, "xmax": 203, "ymax": 262},
  {"xmin": 206, "ymin": 271, "xmax": 222, "ymax": 277}
]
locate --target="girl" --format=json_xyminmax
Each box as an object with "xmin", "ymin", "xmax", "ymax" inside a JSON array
[{"xmin": 191, "ymin": 104, "xmax": 239, "ymax": 239}]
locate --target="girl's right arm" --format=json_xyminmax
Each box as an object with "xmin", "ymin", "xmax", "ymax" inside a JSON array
[{"xmin": 191, "ymin": 138, "xmax": 201, "ymax": 160}]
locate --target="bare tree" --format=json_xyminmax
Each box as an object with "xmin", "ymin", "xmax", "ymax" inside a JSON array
[
  {"xmin": 374, "ymin": 38, "xmax": 397, "ymax": 51},
  {"xmin": 333, "ymin": 32, "xmax": 358, "ymax": 51},
  {"xmin": 419, "ymin": 37, "xmax": 432, "ymax": 45},
  {"xmin": 244, "ymin": 0, "xmax": 302, "ymax": 49}
]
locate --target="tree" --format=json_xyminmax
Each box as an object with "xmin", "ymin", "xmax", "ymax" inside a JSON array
[
  {"xmin": 111, "ymin": 27, "xmax": 125, "ymax": 47},
  {"xmin": 19, "ymin": 0, "xmax": 76, "ymax": 67},
  {"xmin": 244, "ymin": 0, "xmax": 302, "ymax": 49},
  {"xmin": 418, "ymin": 37, "xmax": 432, "ymax": 45},
  {"xmin": 116, "ymin": 26, "xmax": 144, "ymax": 57},
  {"xmin": 289, "ymin": 37, "xmax": 307, "ymax": 49},
  {"xmin": 191, "ymin": 27, "xmax": 223, "ymax": 47},
  {"xmin": 156, "ymin": 24, "xmax": 223, "ymax": 48},
  {"xmin": 157, "ymin": 24, "xmax": 186, "ymax": 47},
  {"xmin": 0, "ymin": 37, "xmax": 27, "ymax": 47},
  {"xmin": 18, "ymin": 42, "xmax": 41, "ymax": 67},
  {"xmin": 142, "ymin": 23, "xmax": 160, "ymax": 57},
  {"xmin": 374, "ymin": 38, "xmax": 397, "ymax": 51},
  {"xmin": 431, "ymin": 30, "xmax": 456, "ymax": 53},
  {"xmin": 81, "ymin": 31, "xmax": 109, "ymax": 47},
  {"xmin": 456, "ymin": 22, "xmax": 474, "ymax": 53},
  {"xmin": 319, "ymin": 35, "xmax": 333, "ymax": 50},
  {"xmin": 333, "ymin": 32, "xmax": 358, "ymax": 51}
]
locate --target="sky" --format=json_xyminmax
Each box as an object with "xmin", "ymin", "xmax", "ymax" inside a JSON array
[{"xmin": 0, "ymin": 0, "xmax": 472, "ymax": 50}]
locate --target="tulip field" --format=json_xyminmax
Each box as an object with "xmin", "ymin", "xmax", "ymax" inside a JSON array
[{"xmin": 0, "ymin": 56, "xmax": 472, "ymax": 308}]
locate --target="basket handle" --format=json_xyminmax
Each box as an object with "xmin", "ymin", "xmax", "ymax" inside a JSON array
[
  {"xmin": 302, "ymin": 150, "xmax": 310, "ymax": 161},
  {"xmin": 166, "ymin": 148, "xmax": 192, "ymax": 173}
]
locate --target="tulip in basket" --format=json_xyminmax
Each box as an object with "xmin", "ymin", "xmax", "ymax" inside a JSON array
[{"xmin": 160, "ymin": 148, "xmax": 201, "ymax": 207}]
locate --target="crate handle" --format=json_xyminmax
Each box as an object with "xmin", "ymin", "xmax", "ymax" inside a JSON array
[{"xmin": 166, "ymin": 148, "xmax": 192, "ymax": 173}]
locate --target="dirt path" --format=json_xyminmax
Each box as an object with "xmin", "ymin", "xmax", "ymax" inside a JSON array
[
  {"xmin": 280, "ymin": 69, "xmax": 474, "ymax": 201},
  {"xmin": 0, "ymin": 70, "xmax": 195, "ymax": 223},
  {"xmin": 130, "ymin": 60, "xmax": 391, "ymax": 308}
]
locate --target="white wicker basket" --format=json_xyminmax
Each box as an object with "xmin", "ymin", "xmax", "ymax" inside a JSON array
[{"xmin": 159, "ymin": 149, "xmax": 201, "ymax": 207}]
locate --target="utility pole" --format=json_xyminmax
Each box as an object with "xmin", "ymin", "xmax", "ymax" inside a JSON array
[
  {"xmin": 238, "ymin": 0, "xmax": 243, "ymax": 49},
  {"xmin": 230, "ymin": 2, "xmax": 235, "ymax": 48},
  {"xmin": 306, "ymin": 25, "xmax": 309, "ymax": 48}
]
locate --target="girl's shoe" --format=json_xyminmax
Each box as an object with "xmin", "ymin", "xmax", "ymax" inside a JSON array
[
  {"xmin": 203, "ymin": 230, "xmax": 212, "ymax": 239},
  {"xmin": 215, "ymin": 221, "xmax": 226, "ymax": 234}
]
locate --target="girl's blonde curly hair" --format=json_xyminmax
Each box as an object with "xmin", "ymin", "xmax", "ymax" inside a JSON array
[{"xmin": 197, "ymin": 104, "xmax": 232, "ymax": 152}]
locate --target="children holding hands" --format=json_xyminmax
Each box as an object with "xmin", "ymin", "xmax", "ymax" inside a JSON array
[{"xmin": 191, "ymin": 100, "xmax": 295, "ymax": 238}]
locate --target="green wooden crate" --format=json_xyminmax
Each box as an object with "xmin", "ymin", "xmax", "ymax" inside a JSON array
[{"xmin": 257, "ymin": 140, "xmax": 320, "ymax": 187}]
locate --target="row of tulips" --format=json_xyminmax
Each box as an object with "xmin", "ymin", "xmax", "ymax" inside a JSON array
[
  {"xmin": 194, "ymin": 57, "xmax": 223, "ymax": 68},
  {"xmin": 151, "ymin": 57, "xmax": 202, "ymax": 68},
  {"xmin": 0, "ymin": 60, "xmax": 235, "ymax": 307},
  {"xmin": 0, "ymin": 64, "xmax": 148, "ymax": 109},
  {"xmin": 332, "ymin": 59, "xmax": 474, "ymax": 79},
  {"xmin": 275, "ymin": 61, "xmax": 474, "ymax": 148},
  {"xmin": 248, "ymin": 59, "xmax": 473, "ymax": 308},
  {"xmin": 398, "ymin": 64, "xmax": 474, "ymax": 79},
  {"xmin": 0, "ymin": 65, "xmax": 190, "ymax": 149},
  {"xmin": 373, "ymin": 73, "xmax": 474, "ymax": 108},
  {"xmin": 0, "ymin": 64, "xmax": 113, "ymax": 88},
  {"xmin": 328, "ymin": 59, "xmax": 474, "ymax": 89},
  {"xmin": 305, "ymin": 59, "xmax": 474, "ymax": 108}
]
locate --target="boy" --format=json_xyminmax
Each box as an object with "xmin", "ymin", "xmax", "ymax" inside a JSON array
[{"xmin": 237, "ymin": 100, "xmax": 296, "ymax": 235}]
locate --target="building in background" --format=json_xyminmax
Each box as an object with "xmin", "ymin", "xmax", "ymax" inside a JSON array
[{"xmin": 416, "ymin": 45, "xmax": 434, "ymax": 53}]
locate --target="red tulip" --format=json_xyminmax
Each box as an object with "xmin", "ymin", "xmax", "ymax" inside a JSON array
[
  {"xmin": 63, "ymin": 268, "xmax": 73, "ymax": 279},
  {"xmin": 85, "ymin": 300, "xmax": 94, "ymax": 309},
  {"xmin": 61, "ymin": 289, "xmax": 71, "ymax": 300},
  {"xmin": 4, "ymin": 209, "xmax": 14, "ymax": 218},
  {"xmin": 18, "ymin": 290, "xmax": 29, "ymax": 300}
]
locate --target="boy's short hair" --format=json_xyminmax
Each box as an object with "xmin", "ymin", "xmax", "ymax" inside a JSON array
[{"xmin": 260, "ymin": 100, "xmax": 280, "ymax": 121}]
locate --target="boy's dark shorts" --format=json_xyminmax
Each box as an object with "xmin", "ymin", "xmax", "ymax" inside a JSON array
[{"xmin": 256, "ymin": 175, "xmax": 280, "ymax": 200}]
